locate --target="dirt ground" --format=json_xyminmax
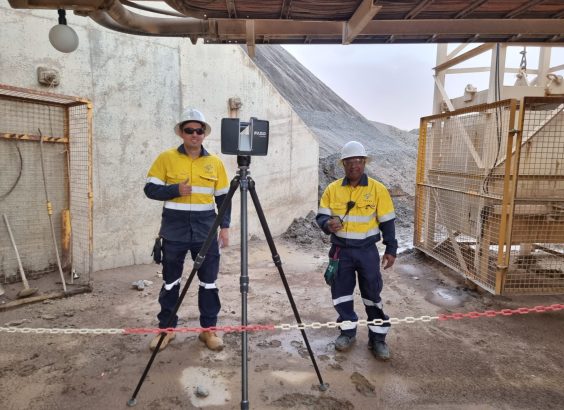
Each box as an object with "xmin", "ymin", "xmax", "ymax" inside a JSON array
[{"xmin": 1, "ymin": 234, "xmax": 563, "ymax": 410}]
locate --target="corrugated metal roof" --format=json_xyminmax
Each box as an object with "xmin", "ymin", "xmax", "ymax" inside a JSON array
[
  {"xmin": 165, "ymin": 0, "xmax": 564, "ymax": 43},
  {"xmin": 8, "ymin": 0, "xmax": 564, "ymax": 43},
  {"xmin": 167, "ymin": 0, "xmax": 564, "ymax": 20}
]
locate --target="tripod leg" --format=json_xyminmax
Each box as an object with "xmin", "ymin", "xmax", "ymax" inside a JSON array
[
  {"xmin": 239, "ymin": 168, "xmax": 250, "ymax": 409},
  {"xmin": 247, "ymin": 177, "xmax": 328, "ymax": 391},
  {"xmin": 127, "ymin": 175, "xmax": 240, "ymax": 407}
]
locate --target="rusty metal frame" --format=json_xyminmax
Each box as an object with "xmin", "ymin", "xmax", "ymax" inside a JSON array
[{"xmin": 0, "ymin": 83, "xmax": 94, "ymax": 280}]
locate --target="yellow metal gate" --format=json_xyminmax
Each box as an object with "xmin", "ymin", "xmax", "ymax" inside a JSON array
[{"xmin": 415, "ymin": 97, "xmax": 564, "ymax": 295}]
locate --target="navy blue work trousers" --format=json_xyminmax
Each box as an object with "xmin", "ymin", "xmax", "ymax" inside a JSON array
[
  {"xmin": 330, "ymin": 244, "xmax": 390, "ymax": 342},
  {"xmin": 157, "ymin": 238, "xmax": 220, "ymax": 329}
]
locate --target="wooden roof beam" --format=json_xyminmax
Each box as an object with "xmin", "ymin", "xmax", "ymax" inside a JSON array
[{"xmin": 342, "ymin": 0, "xmax": 382, "ymax": 44}]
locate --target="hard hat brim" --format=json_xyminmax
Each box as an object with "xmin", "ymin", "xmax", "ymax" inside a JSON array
[
  {"xmin": 338, "ymin": 156, "xmax": 371, "ymax": 166},
  {"xmin": 174, "ymin": 120, "xmax": 212, "ymax": 137}
]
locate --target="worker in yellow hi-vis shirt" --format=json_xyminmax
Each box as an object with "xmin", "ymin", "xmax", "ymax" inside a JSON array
[
  {"xmin": 316, "ymin": 141, "xmax": 397, "ymax": 360},
  {"xmin": 144, "ymin": 108, "xmax": 231, "ymax": 352}
]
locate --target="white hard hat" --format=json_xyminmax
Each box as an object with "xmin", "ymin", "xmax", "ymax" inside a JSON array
[
  {"xmin": 340, "ymin": 141, "xmax": 368, "ymax": 160},
  {"xmin": 174, "ymin": 108, "xmax": 212, "ymax": 137}
]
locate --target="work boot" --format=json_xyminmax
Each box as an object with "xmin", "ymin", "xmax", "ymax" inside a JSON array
[
  {"xmin": 149, "ymin": 331, "xmax": 176, "ymax": 351},
  {"xmin": 370, "ymin": 340, "xmax": 390, "ymax": 361},
  {"xmin": 199, "ymin": 331, "xmax": 224, "ymax": 351},
  {"xmin": 334, "ymin": 334, "xmax": 356, "ymax": 352}
]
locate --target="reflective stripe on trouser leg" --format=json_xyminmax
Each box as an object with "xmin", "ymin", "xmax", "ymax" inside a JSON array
[
  {"xmin": 357, "ymin": 245, "xmax": 390, "ymax": 342},
  {"xmin": 330, "ymin": 246, "xmax": 358, "ymax": 337},
  {"xmin": 364, "ymin": 300, "xmax": 390, "ymax": 342},
  {"xmin": 158, "ymin": 240, "xmax": 189, "ymax": 328},
  {"xmin": 192, "ymin": 239, "xmax": 221, "ymax": 328}
]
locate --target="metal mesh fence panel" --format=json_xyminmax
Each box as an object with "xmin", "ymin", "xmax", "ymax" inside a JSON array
[
  {"xmin": 416, "ymin": 97, "xmax": 564, "ymax": 295},
  {"xmin": 0, "ymin": 84, "xmax": 92, "ymax": 284},
  {"xmin": 505, "ymin": 97, "xmax": 564, "ymax": 294},
  {"xmin": 68, "ymin": 104, "xmax": 93, "ymax": 278}
]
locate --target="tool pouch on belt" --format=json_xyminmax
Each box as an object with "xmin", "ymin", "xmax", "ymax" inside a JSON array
[
  {"xmin": 324, "ymin": 247, "xmax": 340, "ymax": 286},
  {"xmin": 151, "ymin": 236, "xmax": 163, "ymax": 264}
]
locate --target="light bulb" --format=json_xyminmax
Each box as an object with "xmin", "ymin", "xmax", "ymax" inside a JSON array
[{"xmin": 49, "ymin": 24, "xmax": 79, "ymax": 53}]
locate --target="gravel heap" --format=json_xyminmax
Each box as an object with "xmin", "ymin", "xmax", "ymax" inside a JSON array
[
  {"xmin": 252, "ymin": 45, "xmax": 419, "ymax": 245},
  {"xmin": 281, "ymin": 210, "xmax": 331, "ymax": 249}
]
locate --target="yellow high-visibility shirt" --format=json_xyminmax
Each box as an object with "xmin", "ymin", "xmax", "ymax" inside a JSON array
[
  {"xmin": 146, "ymin": 146, "xmax": 229, "ymax": 211},
  {"xmin": 317, "ymin": 174, "xmax": 396, "ymax": 249}
]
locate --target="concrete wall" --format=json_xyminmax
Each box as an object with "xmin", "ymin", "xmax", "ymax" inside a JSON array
[
  {"xmin": 179, "ymin": 45, "xmax": 319, "ymax": 247},
  {"xmin": 0, "ymin": 2, "xmax": 319, "ymax": 272}
]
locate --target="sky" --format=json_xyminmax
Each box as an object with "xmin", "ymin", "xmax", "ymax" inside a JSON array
[{"xmin": 283, "ymin": 44, "xmax": 564, "ymax": 131}]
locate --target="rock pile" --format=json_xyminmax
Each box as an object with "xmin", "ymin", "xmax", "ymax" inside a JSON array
[{"xmin": 281, "ymin": 210, "xmax": 330, "ymax": 249}]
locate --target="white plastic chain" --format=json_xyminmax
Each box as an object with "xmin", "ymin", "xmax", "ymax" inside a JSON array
[
  {"xmin": 274, "ymin": 316, "xmax": 440, "ymax": 331},
  {"xmin": 2, "ymin": 305, "xmax": 560, "ymax": 335},
  {"xmin": 0, "ymin": 315, "xmax": 440, "ymax": 335},
  {"xmin": 0, "ymin": 327, "xmax": 125, "ymax": 335}
]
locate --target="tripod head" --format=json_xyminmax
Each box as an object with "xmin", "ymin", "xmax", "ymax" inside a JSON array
[{"xmin": 237, "ymin": 155, "xmax": 251, "ymax": 168}]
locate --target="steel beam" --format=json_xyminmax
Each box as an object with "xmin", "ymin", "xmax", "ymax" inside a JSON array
[
  {"xmin": 454, "ymin": 0, "xmax": 489, "ymax": 19},
  {"xmin": 240, "ymin": 19, "xmax": 564, "ymax": 38},
  {"xmin": 405, "ymin": 0, "xmax": 434, "ymax": 20},
  {"xmin": 226, "ymin": 0, "xmax": 237, "ymax": 18},
  {"xmin": 280, "ymin": 0, "xmax": 291, "ymax": 19},
  {"xmin": 342, "ymin": 0, "xmax": 382, "ymax": 44},
  {"xmin": 504, "ymin": 0, "xmax": 545, "ymax": 19}
]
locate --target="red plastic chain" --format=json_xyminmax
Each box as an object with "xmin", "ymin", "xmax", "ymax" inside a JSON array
[{"xmin": 438, "ymin": 304, "xmax": 564, "ymax": 321}]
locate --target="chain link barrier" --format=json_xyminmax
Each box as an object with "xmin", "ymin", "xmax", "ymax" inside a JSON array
[
  {"xmin": 438, "ymin": 303, "xmax": 564, "ymax": 320},
  {"xmin": 0, "ymin": 304, "xmax": 562, "ymax": 336},
  {"xmin": 0, "ymin": 327, "xmax": 124, "ymax": 335}
]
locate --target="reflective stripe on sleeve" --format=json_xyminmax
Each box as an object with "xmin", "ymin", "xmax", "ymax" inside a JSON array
[
  {"xmin": 333, "ymin": 294, "xmax": 354, "ymax": 306},
  {"xmin": 215, "ymin": 187, "xmax": 229, "ymax": 196},
  {"xmin": 164, "ymin": 202, "xmax": 215, "ymax": 211},
  {"xmin": 378, "ymin": 211, "xmax": 396, "ymax": 223},
  {"xmin": 318, "ymin": 207, "xmax": 332, "ymax": 216},
  {"xmin": 147, "ymin": 176, "xmax": 165, "ymax": 185}
]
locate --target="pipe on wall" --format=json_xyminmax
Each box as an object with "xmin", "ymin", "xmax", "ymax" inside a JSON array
[{"xmin": 88, "ymin": 0, "xmax": 212, "ymax": 42}]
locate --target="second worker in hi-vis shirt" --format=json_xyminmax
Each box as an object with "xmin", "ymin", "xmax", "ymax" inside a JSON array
[
  {"xmin": 144, "ymin": 108, "xmax": 231, "ymax": 352},
  {"xmin": 316, "ymin": 141, "xmax": 397, "ymax": 360}
]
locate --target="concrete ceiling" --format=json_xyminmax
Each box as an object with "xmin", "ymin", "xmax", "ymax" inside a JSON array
[{"xmin": 8, "ymin": 0, "xmax": 564, "ymax": 45}]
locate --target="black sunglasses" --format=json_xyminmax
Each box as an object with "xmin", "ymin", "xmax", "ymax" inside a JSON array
[{"xmin": 183, "ymin": 127, "xmax": 205, "ymax": 135}]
